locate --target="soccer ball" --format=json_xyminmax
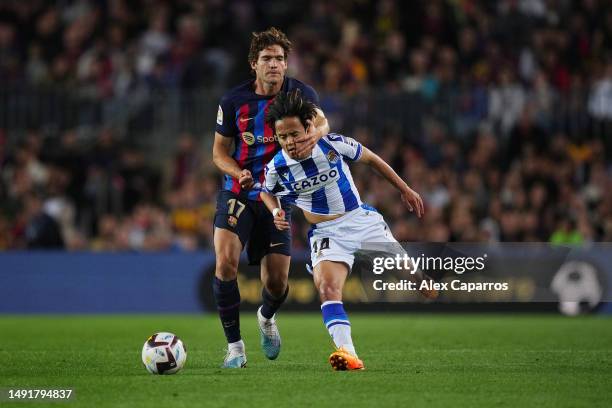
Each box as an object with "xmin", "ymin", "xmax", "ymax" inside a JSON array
[{"xmin": 141, "ymin": 332, "xmax": 187, "ymax": 374}]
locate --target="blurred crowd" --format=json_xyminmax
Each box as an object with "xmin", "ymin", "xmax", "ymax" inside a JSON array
[
  {"xmin": 354, "ymin": 122, "xmax": 611, "ymax": 244},
  {"xmin": 0, "ymin": 0, "xmax": 611, "ymax": 250},
  {"xmin": 0, "ymin": 128, "xmax": 219, "ymax": 250}
]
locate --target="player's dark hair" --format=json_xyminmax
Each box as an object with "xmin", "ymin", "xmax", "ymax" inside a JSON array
[
  {"xmin": 265, "ymin": 89, "xmax": 317, "ymax": 131},
  {"xmin": 248, "ymin": 27, "xmax": 292, "ymax": 66}
]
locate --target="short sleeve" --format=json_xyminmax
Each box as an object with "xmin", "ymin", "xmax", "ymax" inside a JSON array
[
  {"xmin": 324, "ymin": 134, "xmax": 363, "ymax": 162},
  {"xmin": 299, "ymin": 84, "xmax": 320, "ymax": 106},
  {"xmin": 215, "ymin": 95, "xmax": 238, "ymax": 137},
  {"xmin": 263, "ymin": 163, "xmax": 280, "ymax": 194}
]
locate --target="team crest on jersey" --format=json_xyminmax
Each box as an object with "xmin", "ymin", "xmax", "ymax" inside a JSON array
[
  {"xmin": 217, "ymin": 105, "xmax": 223, "ymax": 125},
  {"xmin": 228, "ymin": 215, "xmax": 238, "ymax": 227},
  {"xmin": 242, "ymin": 132, "xmax": 255, "ymax": 146},
  {"xmin": 326, "ymin": 150, "xmax": 339, "ymax": 164}
]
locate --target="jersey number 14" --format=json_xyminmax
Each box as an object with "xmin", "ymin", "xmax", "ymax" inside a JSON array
[{"xmin": 312, "ymin": 237, "xmax": 330, "ymax": 254}]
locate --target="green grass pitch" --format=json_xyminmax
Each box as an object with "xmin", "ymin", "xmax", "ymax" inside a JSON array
[{"xmin": 0, "ymin": 314, "xmax": 611, "ymax": 407}]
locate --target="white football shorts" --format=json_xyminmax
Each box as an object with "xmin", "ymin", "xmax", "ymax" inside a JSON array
[{"xmin": 307, "ymin": 204, "xmax": 403, "ymax": 271}]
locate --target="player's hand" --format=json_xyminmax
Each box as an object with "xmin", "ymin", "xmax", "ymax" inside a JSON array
[
  {"xmin": 273, "ymin": 209, "xmax": 290, "ymax": 231},
  {"xmin": 294, "ymin": 119, "xmax": 317, "ymax": 158},
  {"xmin": 238, "ymin": 169, "xmax": 254, "ymax": 190},
  {"xmin": 401, "ymin": 186, "xmax": 424, "ymax": 218}
]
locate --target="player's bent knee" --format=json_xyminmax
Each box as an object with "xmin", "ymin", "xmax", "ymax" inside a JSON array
[
  {"xmin": 214, "ymin": 245, "xmax": 240, "ymax": 280},
  {"xmin": 263, "ymin": 278, "xmax": 287, "ymax": 297},
  {"xmin": 317, "ymin": 282, "xmax": 343, "ymax": 302},
  {"xmin": 214, "ymin": 228, "xmax": 242, "ymax": 280},
  {"xmin": 215, "ymin": 255, "xmax": 239, "ymax": 280},
  {"xmin": 261, "ymin": 254, "xmax": 290, "ymax": 295}
]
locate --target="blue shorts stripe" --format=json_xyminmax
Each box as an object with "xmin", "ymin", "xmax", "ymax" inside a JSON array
[{"xmin": 360, "ymin": 203, "xmax": 379, "ymax": 213}]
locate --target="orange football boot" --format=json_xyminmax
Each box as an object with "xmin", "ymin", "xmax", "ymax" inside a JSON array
[{"xmin": 329, "ymin": 348, "xmax": 365, "ymax": 371}]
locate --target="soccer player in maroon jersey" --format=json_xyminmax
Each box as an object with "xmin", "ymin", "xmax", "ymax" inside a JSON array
[{"xmin": 211, "ymin": 27, "xmax": 329, "ymax": 367}]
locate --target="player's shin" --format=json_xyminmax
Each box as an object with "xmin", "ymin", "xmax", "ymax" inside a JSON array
[
  {"xmin": 212, "ymin": 276, "xmax": 242, "ymax": 344},
  {"xmin": 321, "ymin": 301, "xmax": 357, "ymax": 356}
]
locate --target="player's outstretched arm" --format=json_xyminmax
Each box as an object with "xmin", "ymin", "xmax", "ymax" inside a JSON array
[
  {"xmin": 212, "ymin": 132, "xmax": 254, "ymax": 189},
  {"xmin": 294, "ymin": 108, "xmax": 329, "ymax": 157},
  {"xmin": 260, "ymin": 191, "xmax": 290, "ymax": 230},
  {"xmin": 358, "ymin": 147, "xmax": 424, "ymax": 218}
]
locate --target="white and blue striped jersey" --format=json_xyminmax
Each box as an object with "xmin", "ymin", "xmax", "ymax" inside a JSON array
[{"xmin": 263, "ymin": 133, "xmax": 363, "ymax": 215}]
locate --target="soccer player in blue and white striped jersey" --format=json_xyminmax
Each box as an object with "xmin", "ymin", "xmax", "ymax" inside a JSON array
[{"xmin": 260, "ymin": 90, "xmax": 426, "ymax": 370}]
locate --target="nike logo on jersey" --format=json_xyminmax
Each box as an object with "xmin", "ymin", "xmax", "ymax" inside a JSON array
[
  {"xmin": 239, "ymin": 117, "xmax": 254, "ymax": 122},
  {"xmin": 270, "ymin": 242, "xmax": 284, "ymax": 247}
]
